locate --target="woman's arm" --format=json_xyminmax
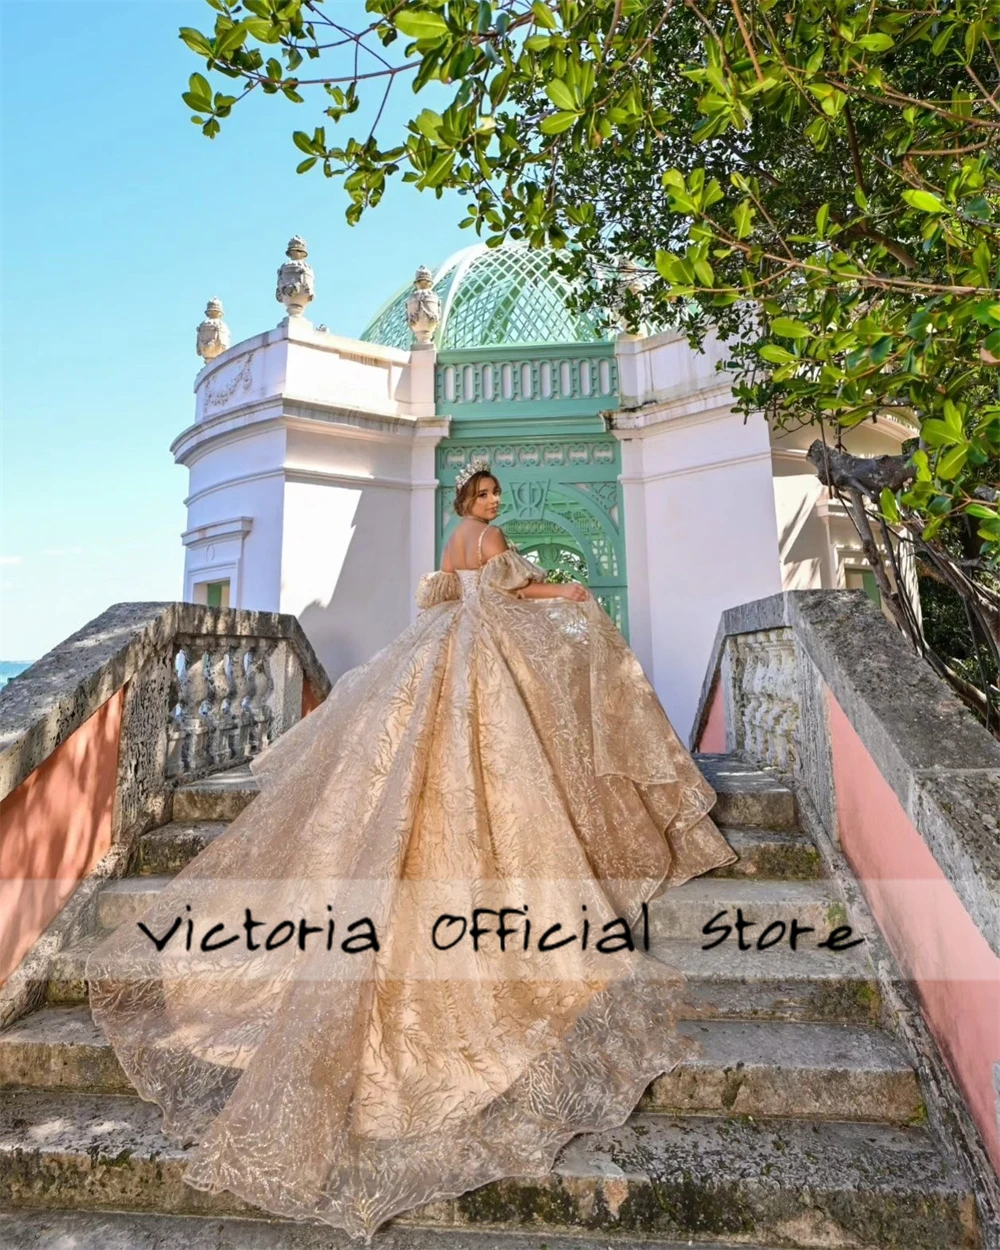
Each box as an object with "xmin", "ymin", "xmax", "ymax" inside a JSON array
[
  {"xmin": 481, "ymin": 525, "xmax": 590, "ymax": 601},
  {"xmin": 516, "ymin": 581, "xmax": 590, "ymax": 602}
]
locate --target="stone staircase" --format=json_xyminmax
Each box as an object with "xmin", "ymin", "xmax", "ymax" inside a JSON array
[{"xmin": 0, "ymin": 755, "xmax": 982, "ymax": 1249}]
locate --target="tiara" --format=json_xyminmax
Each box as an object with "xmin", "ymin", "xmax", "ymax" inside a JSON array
[{"xmin": 454, "ymin": 456, "xmax": 493, "ymax": 493}]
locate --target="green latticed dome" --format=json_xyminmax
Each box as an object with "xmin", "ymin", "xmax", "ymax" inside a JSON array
[{"xmin": 360, "ymin": 243, "xmax": 611, "ymax": 352}]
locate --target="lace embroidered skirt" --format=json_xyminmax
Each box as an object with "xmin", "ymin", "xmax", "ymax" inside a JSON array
[{"xmin": 87, "ymin": 554, "xmax": 735, "ymax": 1241}]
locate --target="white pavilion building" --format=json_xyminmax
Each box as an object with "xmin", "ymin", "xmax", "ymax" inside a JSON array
[{"xmin": 176, "ymin": 237, "xmax": 908, "ymax": 739}]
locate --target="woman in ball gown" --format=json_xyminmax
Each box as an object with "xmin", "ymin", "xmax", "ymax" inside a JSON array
[{"xmin": 87, "ymin": 458, "xmax": 736, "ymax": 1243}]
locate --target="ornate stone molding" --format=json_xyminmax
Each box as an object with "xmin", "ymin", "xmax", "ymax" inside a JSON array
[
  {"xmin": 437, "ymin": 351, "xmax": 618, "ymax": 408},
  {"xmin": 205, "ymin": 351, "xmax": 256, "ymax": 411}
]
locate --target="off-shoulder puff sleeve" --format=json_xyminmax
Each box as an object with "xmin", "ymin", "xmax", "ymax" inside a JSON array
[
  {"xmin": 480, "ymin": 548, "xmax": 548, "ymax": 594},
  {"xmin": 415, "ymin": 570, "xmax": 461, "ymax": 609}
]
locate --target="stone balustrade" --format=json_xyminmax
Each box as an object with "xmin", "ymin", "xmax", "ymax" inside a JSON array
[
  {"xmin": 0, "ymin": 602, "xmax": 330, "ymax": 1020},
  {"xmin": 691, "ymin": 589, "xmax": 1000, "ymax": 1211},
  {"xmin": 167, "ymin": 631, "xmax": 307, "ymax": 781}
]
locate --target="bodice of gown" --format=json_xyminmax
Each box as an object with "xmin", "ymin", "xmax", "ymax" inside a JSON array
[{"xmin": 455, "ymin": 568, "xmax": 482, "ymax": 600}]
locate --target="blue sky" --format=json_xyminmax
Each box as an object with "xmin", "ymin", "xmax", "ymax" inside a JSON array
[{"xmin": 1, "ymin": 0, "xmax": 470, "ymax": 661}]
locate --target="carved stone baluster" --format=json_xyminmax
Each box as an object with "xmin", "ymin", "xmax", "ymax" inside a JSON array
[
  {"xmin": 231, "ymin": 644, "xmax": 253, "ymax": 762},
  {"xmin": 779, "ymin": 639, "xmax": 800, "ymax": 769},
  {"xmin": 733, "ymin": 631, "xmax": 800, "ymax": 771},
  {"xmin": 760, "ymin": 638, "xmax": 784, "ymax": 767},
  {"xmin": 213, "ymin": 643, "xmax": 239, "ymax": 768},
  {"xmin": 167, "ymin": 648, "xmax": 190, "ymax": 778},
  {"xmin": 190, "ymin": 646, "xmax": 214, "ymax": 776},
  {"xmin": 258, "ymin": 641, "xmax": 277, "ymax": 747},
  {"xmin": 240, "ymin": 646, "xmax": 258, "ymax": 757},
  {"xmin": 245, "ymin": 642, "xmax": 276, "ymax": 753},
  {"xmin": 743, "ymin": 641, "xmax": 766, "ymax": 761}
]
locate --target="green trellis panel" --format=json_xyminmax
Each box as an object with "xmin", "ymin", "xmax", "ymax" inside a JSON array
[
  {"xmin": 361, "ymin": 244, "xmax": 611, "ymax": 352},
  {"xmin": 435, "ymin": 345, "xmax": 629, "ymax": 638}
]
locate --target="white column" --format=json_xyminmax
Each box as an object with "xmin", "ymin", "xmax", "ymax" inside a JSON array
[
  {"xmin": 617, "ymin": 435, "xmax": 654, "ymax": 681},
  {"xmin": 410, "ymin": 418, "xmax": 450, "ymax": 620},
  {"xmin": 407, "ymin": 348, "xmax": 447, "ymax": 618}
]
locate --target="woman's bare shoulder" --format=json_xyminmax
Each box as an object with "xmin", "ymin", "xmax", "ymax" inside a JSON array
[
  {"xmin": 441, "ymin": 520, "xmax": 509, "ymax": 570},
  {"xmin": 480, "ymin": 524, "xmax": 509, "ymax": 562},
  {"xmin": 440, "ymin": 520, "xmax": 485, "ymax": 571}
]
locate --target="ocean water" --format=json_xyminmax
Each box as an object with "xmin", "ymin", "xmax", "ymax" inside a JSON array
[{"xmin": 0, "ymin": 660, "xmax": 32, "ymax": 689}]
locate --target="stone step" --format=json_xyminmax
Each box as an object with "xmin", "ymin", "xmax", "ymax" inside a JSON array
[
  {"xmin": 94, "ymin": 875, "xmax": 173, "ymax": 932},
  {"xmin": 136, "ymin": 821, "xmax": 228, "ymax": 875},
  {"xmin": 653, "ymin": 938, "xmax": 883, "ymax": 1024},
  {"xmin": 172, "ymin": 765, "xmax": 258, "ymax": 823},
  {"xmin": 653, "ymin": 1019, "xmax": 921, "ymax": 1122},
  {"xmin": 46, "ymin": 934, "xmax": 105, "ymax": 1006},
  {"xmin": 0, "ymin": 1006, "xmax": 132, "ymax": 1096},
  {"xmin": 647, "ymin": 878, "xmax": 852, "ymax": 943},
  {"xmin": 708, "ymin": 826, "xmax": 822, "ymax": 880},
  {"xmin": 46, "ymin": 935, "xmax": 882, "ymax": 1026},
  {"xmin": 0, "ymin": 1092, "xmax": 977, "ymax": 1247},
  {"xmin": 169, "ymin": 757, "xmax": 795, "ymax": 831},
  {"xmin": 0, "ymin": 1007, "xmax": 922, "ymax": 1124},
  {"xmin": 0, "ymin": 1210, "xmax": 791, "ymax": 1250},
  {"xmin": 697, "ymin": 754, "xmax": 798, "ymax": 830},
  {"xmin": 93, "ymin": 874, "xmax": 850, "ymax": 942},
  {"xmin": 133, "ymin": 820, "xmax": 821, "ymax": 884}
]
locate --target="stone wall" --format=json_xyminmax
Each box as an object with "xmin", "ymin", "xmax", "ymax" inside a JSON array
[{"xmin": 691, "ymin": 590, "xmax": 1000, "ymax": 1183}]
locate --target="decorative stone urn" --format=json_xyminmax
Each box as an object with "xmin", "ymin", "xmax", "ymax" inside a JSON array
[
  {"xmin": 276, "ymin": 235, "xmax": 315, "ymax": 320},
  {"xmin": 196, "ymin": 297, "xmax": 231, "ymax": 363},
  {"xmin": 405, "ymin": 265, "xmax": 441, "ymax": 348},
  {"xmin": 615, "ymin": 260, "xmax": 647, "ymax": 340}
]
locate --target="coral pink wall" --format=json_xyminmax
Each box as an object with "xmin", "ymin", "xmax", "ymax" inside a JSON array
[
  {"xmin": 697, "ymin": 681, "xmax": 727, "ymax": 754},
  {"xmin": 301, "ymin": 677, "xmax": 323, "ymax": 719},
  {"xmin": 827, "ymin": 688, "xmax": 1000, "ymax": 1174},
  {"xmin": 0, "ymin": 687, "xmax": 124, "ymax": 984}
]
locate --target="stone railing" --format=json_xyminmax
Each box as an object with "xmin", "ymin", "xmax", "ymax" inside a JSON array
[
  {"xmin": 691, "ymin": 589, "xmax": 1000, "ymax": 1217},
  {"xmin": 0, "ymin": 602, "xmax": 330, "ymax": 1018},
  {"xmin": 0, "ymin": 602, "xmax": 330, "ymax": 806}
]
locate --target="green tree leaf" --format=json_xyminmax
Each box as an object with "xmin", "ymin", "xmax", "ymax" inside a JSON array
[
  {"xmin": 902, "ymin": 189, "xmax": 947, "ymax": 214},
  {"xmin": 540, "ymin": 111, "xmax": 579, "ymax": 134},
  {"xmin": 545, "ymin": 80, "xmax": 577, "ymax": 110},
  {"xmin": 394, "ymin": 10, "xmax": 450, "ymax": 39},
  {"xmin": 857, "ymin": 33, "xmax": 894, "ymax": 50},
  {"xmin": 179, "ymin": 27, "xmax": 214, "ymax": 57},
  {"xmin": 771, "ymin": 318, "xmax": 811, "ymax": 339},
  {"xmin": 937, "ymin": 443, "xmax": 970, "ymax": 479},
  {"xmin": 760, "ymin": 344, "xmax": 796, "ymax": 364},
  {"xmin": 880, "ymin": 488, "xmax": 901, "ymax": 523}
]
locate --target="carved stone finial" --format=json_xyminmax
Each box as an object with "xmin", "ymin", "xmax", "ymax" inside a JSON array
[
  {"xmin": 196, "ymin": 297, "xmax": 231, "ymax": 363},
  {"xmin": 405, "ymin": 265, "xmax": 441, "ymax": 349},
  {"xmin": 276, "ymin": 235, "xmax": 315, "ymax": 320}
]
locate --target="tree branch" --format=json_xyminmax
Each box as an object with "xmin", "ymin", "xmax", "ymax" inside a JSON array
[{"xmin": 806, "ymin": 440, "xmax": 915, "ymax": 496}]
